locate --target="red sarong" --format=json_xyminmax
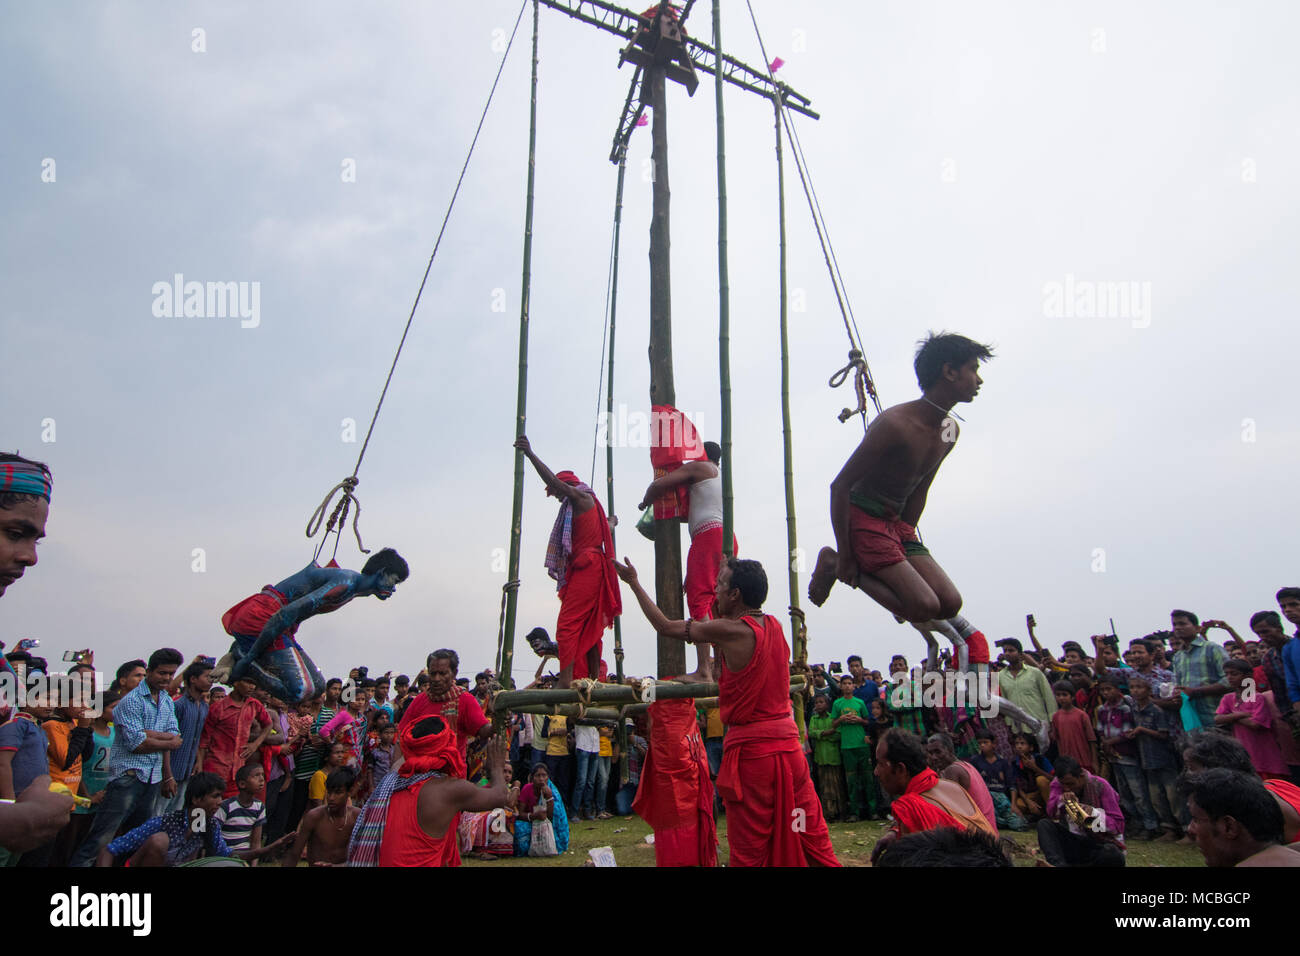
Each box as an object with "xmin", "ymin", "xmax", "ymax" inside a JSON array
[
  {"xmin": 848, "ymin": 507, "xmax": 920, "ymax": 575},
  {"xmin": 1264, "ymin": 779, "xmax": 1300, "ymax": 843},
  {"xmin": 632, "ymin": 699, "xmax": 717, "ymax": 867},
  {"xmin": 889, "ymin": 767, "xmax": 994, "ymax": 836},
  {"xmin": 222, "ymin": 587, "xmax": 295, "ymax": 649},
  {"xmin": 684, "ymin": 526, "xmax": 737, "ymax": 620},
  {"xmin": 556, "ymin": 507, "xmax": 622, "ymax": 680}
]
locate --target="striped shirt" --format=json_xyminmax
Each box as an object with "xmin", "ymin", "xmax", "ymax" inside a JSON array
[
  {"xmin": 293, "ymin": 706, "xmax": 336, "ymax": 781},
  {"xmin": 172, "ymin": 691, "xmax": 209, "ymax": 784},
  {"xmin": 214, "ymin": 796, "xmax": 265, "ymax": 851},
  {"xmin": 109, "ymin": 681, "xmax": 180, "ymax": 784}
]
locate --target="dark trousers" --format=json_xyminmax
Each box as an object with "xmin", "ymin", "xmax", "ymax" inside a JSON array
[
  {"xmin": 264, "ymin": 775, "xmax": 295, "ymax": 844},
  {"xmin": 285, "ymin": 776, "xmax": 312, "ymax": 837},
  {"xmin": 69, "ymin": 772, "xmax": 159, "ymax": 867},
  {"xmin": 1036, "ymin": 818, "xmax": 1125, "ymax": 867},
  {"xmin": 544, "ymin": 754, "xmax": 573, "ymax": 810}
]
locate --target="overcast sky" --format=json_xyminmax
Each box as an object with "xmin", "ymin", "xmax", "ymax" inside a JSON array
[{"xmin": 3, "ymin": 1, "xmax": 1297, "ymax": 686}]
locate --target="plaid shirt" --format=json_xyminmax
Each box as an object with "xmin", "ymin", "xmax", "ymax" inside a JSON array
[
  {"xmin": 1172, "ymin": 637, "xmax": 1227, "ymax": 727},
  {"xmin": 1261, "ymin": 640, "xmax": 1294, "ymax": 709},
  {"xmin": 109, "ymin": 681, "xmax": 180, "ymax": 784}
]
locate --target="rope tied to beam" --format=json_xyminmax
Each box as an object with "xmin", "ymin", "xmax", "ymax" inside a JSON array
[
  {"xmin": 572, "ymin": 678, "xmax": 596, "ymax": 711},
  {"xmin": 637, "ymin": 677, "xmax": 657, "ymax": 703},
  {"xmin": 494, "ymin": 579, "xmax": 522, "ymax": 673},
  {"xmin": 306, "ymin": 476, "xmax": 367, "ymax": 562}
]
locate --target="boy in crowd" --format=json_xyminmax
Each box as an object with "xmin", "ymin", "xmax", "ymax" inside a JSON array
[
  {"xmin": 1125, "ymin": 675, "xmax": 1181, "ymax": 841},
  {"xmin": 832, "ymin": 674, "xmax": 873, "ymax": 822},
  {"xmin": 215, "ymin": 764, "xmax": 268, "ymax": 858},
  {"xmin": 308, "ymin": 742, "xmax": 349, "ymax": 810},
  {"xmin": 1095, "ymin": 676, "xmax": 1157, "ymax": 840},
  {"xmin": 808, "ymin": 693, "xmax": 845, "ymax": 822},
  {"xmin": 319, "ymin": 678, "xmax": 373, "ymax": 769},
  {"xmin": 968, "ymin": 728, "xmax": 1026, "ymax": 830},
  {"xmin": 1051, "ymin": 680, "xmax": 1097, "ymax": 772},
  {"xmin": 282, "ymin": 768, "xmax": 360, "ymax": 867}
]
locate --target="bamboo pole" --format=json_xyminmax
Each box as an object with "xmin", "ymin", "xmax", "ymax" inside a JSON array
[
  {"xmin": 607, "ymin": 149, "xmax": 629, "ymax": 783},
  {"xmin": 500, "ymin": 0, "xmax": 541, "ymax": 685},
  {"xmin": 713, "ymin": 0, "xmax": 734, "ymax": 560},
  {"xmin": 493, "ymin": 676, "xmax": 805, "ymax": 711}
]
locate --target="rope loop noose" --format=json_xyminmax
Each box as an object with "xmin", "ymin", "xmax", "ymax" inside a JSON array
[
  {"xmin": 828, "ymin": 349, "xmax": 877, "ymax": 425},
  {"xmin": 306, "ymin": 476, "xmax": 368, "ymax": 562}
]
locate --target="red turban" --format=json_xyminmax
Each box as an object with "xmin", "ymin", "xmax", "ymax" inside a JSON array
[{"xmin": 399, "ymin": 714, "xmax": 466, "ymax": 779}]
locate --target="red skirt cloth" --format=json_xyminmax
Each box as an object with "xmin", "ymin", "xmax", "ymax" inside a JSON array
[
  {"xmin": 222, "ymin": 587, "xmax": 295, "ymax": 650},
  {"xmin": 557, "ymin": 550, "xmax": 619, "ymax": 680},
  {"xmin": 716, "ymin": 718, "xmax": 840, "ymax": 867},
  {"xmin": 632, "ymin": 699, "xmax": 718, "ymax": 867},
  {"xmin": 848, "ymin": 507, "xmax": 919, "ymax": 575},
  {"xmin": 684, "ymin": 527, "xmax": 737, "ymax": 620}
]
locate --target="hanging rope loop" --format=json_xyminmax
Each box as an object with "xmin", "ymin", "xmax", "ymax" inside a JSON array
[
  {"xmin": 829, "ymin": 350, "xmax": 877, "ymax": 424},
  {"xmin": 306, "ymin": 476, "xmax": 368, "ymax": 561}
]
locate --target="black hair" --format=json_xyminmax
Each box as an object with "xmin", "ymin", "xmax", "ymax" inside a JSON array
[
  {"xmin": 973, "ymin": 728, "xmax": 994, "ymax": 742},
  {"xmin": 1126, "ymin": 674, "xmax": 1151, "ymax": 688},
  {"xmin": 325, "ymin": 768, "xmax": 357, "ymax": 793},
  {"xmin": 1095, "ymin": 674, "xmax": 1118, "ymax": 688},
  {"xmin": 182, "ymin": 660, "xmax": 214, "ymax": 684},
  {"xmin": 361, "ymin": 547, "xmax": 409, "ymax": 582},
  {"xmin": 358, "ymin": 678, "xmax": 377, "ymax": 690},
  {"xmin": 1054, "ymin": 756, "xmax": 1083, "ymax": 779},
  {"xmin": 1274, "ymin": 587, "xmax": 1300, "ymax": 603},
  {"xmin": 1181, "ymin": 769, "xmax": 1284, "ymax": 844},
  {"xmin": 1184, "ymin": 731, "xmax": 1255, "ymax": 775},
  {"xmin": 1052, "ymin": 680, "xmax": 1075, "ymax": 695},
  {"xmin": 1249, "ymin": 610, "xmax": 1283, "ymax": 629},
  {"xmin": 475, "ymin": 671, "xmax": 489, "ymax": 682},
  {"xmin": 875, "ymin": 826, "xmax": 1013, "ymax": 868},
  {"xmin": 427, "ymin": 648, "xmax": 460, "ymax": 674},
  {"xmin": 235, "ymin": 764, "xmax": 262, "ymax": 785},
  {"xmin": 0, "ymin": 452, "xmax": 51, "ymax": 511},
  {"xmin": 395, "ymin": 674, "xmax": 410, "ymax": 686},
  {"xmin": 846, "ymin": 655, "xmax": 863, "ymax": 666},
  {"xmin": 147, "ymin": 647, "xmax": 184, "ymax": 671},
  {"xmin": 1127, "ymin": 638, "xmax": 1155, "ymax": 654},
  {"xmin": 1171, "ymin": 609, "xmax": 1199, "ymax": 627},
  {"xmin": 724, "ymin": 557, "xmax": 768, "ymax": 608},
  {"xmin": 703, "ymin": 441, "xmax": 721, "ymax": 464},
  {"xmin": 913, "ymin": 332, "xmax": 994, "ymax": 390},
  {"xmin": 1223, "ymin": 659, "xmax": 1253, "ymax": 675},
  {"xmin": 880, "ymin": 729, "xmax": 928, "ymax": 776},
  {"xmin": 186, "ymin": 771, "xmax": 225, "ymax": 806},
  {"xmin": 100, "ymin": 688, "xmax": 123, "ymax": 709},
  {"xmin": 115, "ymin": 660, "xmax": 146, "ymax": 683},
  {"xmin": 326, "ymin": 677, "xmax": 342, "ymax": 689},
  {"xmin": 1010, "ymin": 731, "xmax": 1039, "ymax": 754}
]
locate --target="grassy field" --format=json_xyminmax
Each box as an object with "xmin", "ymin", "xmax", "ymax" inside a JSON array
[{"xmin": 464, "ymin": 813, "xmax": 1206, "ymax": 867}]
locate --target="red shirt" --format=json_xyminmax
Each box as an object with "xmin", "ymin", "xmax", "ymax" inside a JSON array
[
  {"xmin": 378, "ymin": 777, "xmax": 460, "ymax": 867},
  {"xmin": 398, "ymin": 691, "xmax": 488, "ymax": 765},
  {"xmin": 1051, "ymin": 707, "xmax": 1096, "ymax": 772}
]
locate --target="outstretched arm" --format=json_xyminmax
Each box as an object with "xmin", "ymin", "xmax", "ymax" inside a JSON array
[
  {"xmin": 639, "ymin": 461, "xmax": 713, "ymax": 509},
  {"xmin": 514, "ymin": 436, "xmax": 590, "ymax": 507},
  {"xmin": 613, "ymin": 559, "xmax": 753, "ymax": 650}
]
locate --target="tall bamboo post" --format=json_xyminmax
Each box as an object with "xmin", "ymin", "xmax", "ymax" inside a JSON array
[
  {"xmin": 500, "ymin": 0, "xmax": 541, "ymax": 684},
  {"xmin": 607, "ymin": 148, "xmax": 630, "ymax": 781},
  {"xmin": 712, "ymin": 0, "xmax": 734, "ymax": 560}
]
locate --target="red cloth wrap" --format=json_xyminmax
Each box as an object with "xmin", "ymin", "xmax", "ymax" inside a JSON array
[
  {"xmin": 556, "ymin": 504, "xmax": 622, "ymax": 680},
  {"xmin": 684, "ymin": 526, "xmax": 737, "ymax": 620},
  {"xmin": 649, "ymin": 405, "xmax": 705, "ymax": 519},
  {"xmin": 632, "ymin": 699, "xmax": 717, "ymax": 867},
  {"xmin": 848, "ymin": 508, "xmax": 918, "ymax": 575},
  {"xmin": 889, "ymin": 767, "xmax": 962, "ymax": 834},
  {"xmin": 222, "ymin": 587, "xmax": 295, "ymax": 650},
  {"xmin": 1264, "ymin": 779, "xmax": 1300, "ymax": 843},
  {"xmin": 716, "ymin": 718, "xmax": 840, "ymax": 867}
]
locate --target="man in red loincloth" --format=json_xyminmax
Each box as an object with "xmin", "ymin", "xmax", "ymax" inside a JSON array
[
  {"xmin": 638, "ymin": 440, "xmax": 736, "ymax": 682},
  {"xmin": 615, "ymin": 555, "xmax": 840, "ymax": 867},
  {"xmin": 516, "ymin": 436, "xmax": 622, "ymax": 689}
]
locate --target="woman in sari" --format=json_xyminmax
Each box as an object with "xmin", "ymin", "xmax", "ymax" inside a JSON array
[
  {"xmin": 458, "ymin": 763, "xmax": 520, "ymax": 859},
  {"xmin": 514, "ymin": 763, "xmax": 569, "ymax": 857}
]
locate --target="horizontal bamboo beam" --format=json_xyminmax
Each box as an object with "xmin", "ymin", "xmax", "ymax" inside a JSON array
[
  {"xmin": 504, "ymin": 704, "xmax": 624, "ymax": 720},
  {"xmin": 493, "ymin": 677, "xmax": 803, "ymax": 713}
]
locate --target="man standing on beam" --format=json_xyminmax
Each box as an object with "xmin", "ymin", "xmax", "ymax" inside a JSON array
[
  {"xmin": 615, "ymin": 555, "xmax": 840, "ymax": 867},
  {"xmin": 638, "ymin": 440, "xmax": 735, "ymax": 682},
  {"xmin": 516, "ymin": 436, "xmax": 622, "ymax": 690}
]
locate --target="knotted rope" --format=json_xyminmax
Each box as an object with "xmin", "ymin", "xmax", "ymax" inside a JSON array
[
  {"xmin": 828, "ymin": 349, "xmax": 877, "ymax": 426},
  {"xmin": 306, "ymin": 476, "xmax": 367, "ymax": 562}
]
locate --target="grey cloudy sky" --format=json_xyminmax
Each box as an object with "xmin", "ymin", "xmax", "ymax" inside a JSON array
[{"xmin": 3, "ymin": 1, "xmax": 1297, "ymax": 684}]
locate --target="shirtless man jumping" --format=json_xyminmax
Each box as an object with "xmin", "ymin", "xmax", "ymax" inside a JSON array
[{"xmin": 809, "ymin": 332, "xmax": 993, "ymax": 623}]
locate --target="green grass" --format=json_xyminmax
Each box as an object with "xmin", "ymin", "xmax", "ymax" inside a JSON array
[{"xmin": 462, "ymin": 814, "xmax": 1207, "ymax": 867}]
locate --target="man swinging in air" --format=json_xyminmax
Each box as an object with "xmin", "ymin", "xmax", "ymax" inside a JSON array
[
  {"xmin": 216, "ymin": 548, "xmax": 410, "ymax": 703},
  {"xmin": 809, "ymin": 332, "xmax": 993, "ymax": 623}
]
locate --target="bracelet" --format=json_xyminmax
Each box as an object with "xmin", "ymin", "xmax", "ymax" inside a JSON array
[{"xmin": 684, "ymin": 618, "xmax": 694, "ymax": 645}]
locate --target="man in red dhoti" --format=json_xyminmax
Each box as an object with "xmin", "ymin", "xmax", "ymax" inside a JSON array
[
  {"xmin": 870, "ymin": 727, "xmax": 995, "ymax": 864},
  {"xmin": 615, "ymin": 555, "xmax": 840, "ymax": 867},
  {"xmin": 516, "ymin": 436, "xmax": 622, "ymax": 689},
  {"xmin": 631, "ymin": 698, "xmax": 718, "ymax": 867},
  {"xmin": 639, "ymin": 440, "xmax": 736, "ymax": 682}
]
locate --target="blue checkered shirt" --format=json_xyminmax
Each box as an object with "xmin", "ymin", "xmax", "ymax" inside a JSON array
[
  {"xmin": 108, "ymin": 681, "xmax": 180, "ymax": 784},
  {"xmin": 1172, "ymin": 637, "xmax": 1227, "ymax": 727}
]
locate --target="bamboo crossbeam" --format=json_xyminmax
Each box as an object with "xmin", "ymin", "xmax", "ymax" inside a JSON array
[
  {"xmin": 505, "ymin": 705, "xmax": 624, "ymax": 720},
  {"xmin": 493, "ymin": 677, "xmax": 804, "ymax": 712}
]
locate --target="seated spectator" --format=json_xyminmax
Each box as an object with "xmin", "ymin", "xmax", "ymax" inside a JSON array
[
  {"xmin": 1010, "ymin": 732, "xmax": 1052, "ymax": 822},
  {"xmin": 967, "ymin": 729, "xmax": 1027, "ymax": 831},
  {"xmin": 458, "ymin": 762, "xmax": 519, "ymax": 860},
  {"xmin": 1183, "ymin": 769, "xmax": 1300, "ymax": 867},
  {"xmin": 95, "ymin": 772, "xmax": 289, "ymax": 867},
  {"xmin": 282, "ymin": 768, "xmax": 360, "ymax": 867},
  {"xmin": 515, "ymin": 763, "xmax": 569, "ymax": 857},
  {"xmin": 875, "ymin": 826, "xmax": 1013, "ymax": 867},
  {"xmin": 1035, "ymin": 755, "xmax": 1125, "ymax": 867},
  {"xmin": 924, "ymin": 732, "xmax": 1000, "ymax": 836}
]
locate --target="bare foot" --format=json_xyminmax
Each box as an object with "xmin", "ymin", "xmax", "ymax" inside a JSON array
[
  {"xmin": 677, "ymin": 669, "xmax": 714, "ymax": 684},
  {"xmin": 808, "ymin": 547, "xmax": 838, "ymax": 607}
]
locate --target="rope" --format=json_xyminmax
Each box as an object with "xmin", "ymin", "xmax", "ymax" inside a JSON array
[
  {"xmin": 305, "ymin": 476, "xmax": 366, "ymax": 561},
  {"xmin": 589, "ymin": 195, "xmax": 621, "ymax": 485},
  {"xmin": 637, "ymin": 677, "xmax": 657, "ymax": 703},
  {"xmin": 745, "ymin": 1, "xmax": 882, "ymax": 429},
  {"xmin": 495, "ymin": 579, "xmax": 521, "ymax": 674},
  {"xmin": 828, "ymin": 349, "xmax": 878, "ymax": 425},
  {"xmin": 573, "ymin": 678, "xmax": 597, "ymax": 711},
  {"xmin": 306, "ymin": 0, "xmax": 530, "ymax": 558}
]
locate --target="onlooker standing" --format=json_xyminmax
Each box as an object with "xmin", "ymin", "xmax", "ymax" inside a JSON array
[
  {"xmin": 615, "ymin": 721, "xmax": 646, "ymax": 816},
  {"xmin": 995, "ymin": 639, "xmax": 1058, "ymax": 734},
  {"xmin": 1126, "ymin": 675, "xmax": 1181, "ymax": 841},
  {"xmin": 215, "ymin": 764, "xmax": 268, "ymax": 857},
  {"xmin": 1169, "ymin": 610, "xmax": 1228, "ymax": 728},
  {"xmin": 1095, "ymin": 676, "xmax": 1157, "ymax": 839},
  {"xmin": 200, "ymin": 675, "xmax": 272, "ymax": 797},
  {"xmin": 832, "ymin": 674, "xmax": 873, "ymax": 822},
  {"xmin": 69, "ymin": 648, "xmax": 184, "ymax": 867},
  {"xmin": 1050, "ymin": 680, "xmax": 1097, "ymax": 772},
  {"xmin": 808, "ymin": 694, "xmax": 845, "ymax": 822},
  {"xmin": 163, "ymin": 658, "xmax": 212, "ymax": 813},
  {"xmin": 700, "ymin": 703, "xmax": 725, "ymax": 818},
  {"xmin": 594, "ymin": 723, "xmax": 614, "ymax": 819},
  {"xmin": 572, "ymin": 719, "xmax": 601, "ymax": 819},
  {"xmin": 1215, "ymin": 659, "xmax": 1289, "ymax": 779}
]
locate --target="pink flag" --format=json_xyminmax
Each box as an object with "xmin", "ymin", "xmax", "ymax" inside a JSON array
[
  {"xmin": 769, "ymin": 56, "xmax": 785, "ymax": 73},
  {"xmin": 636, "ymin": 113, "xmax": 649, "ymax": 127}
]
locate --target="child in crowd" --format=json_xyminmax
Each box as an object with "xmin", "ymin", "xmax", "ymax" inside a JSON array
[
  {"xmin": 969, "ymin": 729, "xmax": 1027, "ymax": 831},
  {"xmin": 308, "ymin": 742, "xmax": 349, "ymax": 810},
  {"xmin": 808, "ymin": 693, "xmax": 846, "ymax": 822},
  {"xmin": 1125, "ymin": 676, "xmax": 1181, "ymax": 841},
  {"xmin": 1051, "ymin": 680, "xmax": 1097, "ymax": 772},
  {"xmin": 215, "ymin": 764, "xmax": 268, "ymax": 859},
  {"xmin": 1095, "ymin": 677, "xmax": 1157, "ymax": 840},
  {"xmin": 1010, "ymin": 732, "xmax": 1052, "ymax": 821},
  {"xmin": 282, "ymin": 768, "xmax": 359, "ymax": 867},
  {"xmin": 1215, "ymin": 659, "xmax": 1289, "ymax": 779}
]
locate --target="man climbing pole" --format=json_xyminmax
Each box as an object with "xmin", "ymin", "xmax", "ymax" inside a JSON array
[
  {"xmin": 615, "ymin": 556, "xmax": 840, "ymax": 867},
  {"xmin": 809, "ymin": 332, "xmax": 994, "ymax": 623},
  {"xmin": 638, "ymin": 440, "xmax": 735, "ymax": 682},
  {"xmin": 216, "ymin": 548, "xmax": 410, "ymax": 703},
  {"xmin": 515, "ymin": 436, "xmax": 621, "ymax": 690}
]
